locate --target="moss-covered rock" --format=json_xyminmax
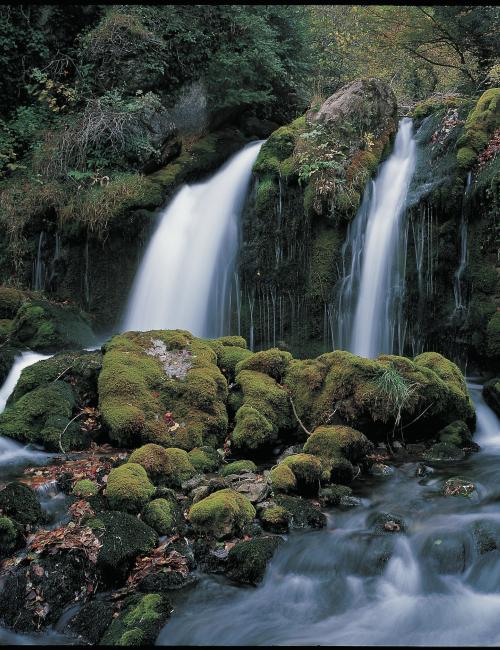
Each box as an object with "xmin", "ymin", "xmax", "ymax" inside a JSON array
[
  {"xmin": 259, "ymin": 505, "xmax": 290, "ymax": 533},
  {"xmin": 141, "ymin": 498, "xmax": 180, "ymax": 535},
  {"xmin": 437, "ymin": 420, "xmax": 472, "ymax": 447},
  {"xmin": 0, "ymin": 481, "xmax": 42, "ymax": 526},
  {"xmin": 88, "ymin": 511, "xmax": 158, "ymax": 577},
  {"xmin": 0, "ymin": 515, "xmax": 19, "ymax": 554},
  {"xmin": 220, "ymin": 460, "xmax": 257, "ymax": 477},
  {"xmin": 100, "ymin": 593, "xmax": 171, "ymax": 646},
  {"xmin": 98, "ymin": 330, "xmax": 228, "ymax": 450},
  {"xmin": 67, "ymin": 600, "xmax": 115, "ymax": 645},
  {"xmin": 303, "ymin": 425, "xmax": 373, "ymax": 463},
  {"xmin": 457, "ymin": 88, "xmax": 500, "ymax": 169},
  {"xmin": 106, "ymin": 463, "xmax": 155, "ymax": 513},
  {"xmin": 235, "ymin": 348, "xmax": 292, "ymax": 381},
  {"xmin": 269, "ymin": 463, "xmax": 297, "ymax": 493},
  {"xmin": 483, "ymin": 378, "xmax": 500, "ymax": 417},
  {"xmin": 280, "ymin": 453, "xmax": 323, "ymax": 494},
  {"xmin": 227, "ymin": 536, "xmax": 283, "ymax": 585},
  {"xmin": 73, "ymin": 479, "xmax": 99, "ymax": 498},
  {"xmin": 423, "ymin": 442, "xmax": 465, "ymax": 462},
  {"xmin": 128, "ymin": 443, "xmax": 172, "ymax": 484},
  {"xmin": 188, "ymin": 446, "xmax": 221, "ymax": 473},
  {"xmin": 188, "ymin": 488, "xmax": 255, "ymax": 539},
  {"xmin": 487, "ymin": 312, "xmax": 500, "ymax": 358},
  {"xmin": 274, "ymin": 494, "xmax": 326, "ymax": 529},
  {"xmin": 0, "ymin": 286, "xmax": 24, "ymax": 318},
  {"xmin": 318, "ymin": 484, "xmax": 353, "ymax": 507}
]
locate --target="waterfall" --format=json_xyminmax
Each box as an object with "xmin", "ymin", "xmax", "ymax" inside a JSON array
[
  {"xmin": 123, "ymin": 141, "xmax": 263, "ymax": 337},
  {"xmin": 337, "ymin": 118, "xmax": 417, "ymax": 358},
  {"xmin": 453, "ymin": 171, "xmax": 472, "ymax": 313},
  {"xmin": 32, "ymin": 231, "xmax": 46, "ymax": 291}
]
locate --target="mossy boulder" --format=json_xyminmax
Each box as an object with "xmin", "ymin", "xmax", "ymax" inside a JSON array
[
  {"xmin": 220, "ymin": 460, "xmax": 257, "ymax": 477},
  {"xmin": 11, "ymin": 298, "xmax": 96, "ymax": 352},
  {"xmin": 227, "ymin": 536, "xmax": 283, "ymax": 585},
  {"xmin": 88, "ymin": 511, "xmax": 158, "ymax": 577},
  {"xmin": 0, "ymin": 515, "xmax": 19, "ymax": 554},
  {"xmin": 487, "ymin": 312, "xmax": 500, "ymax": 357},
  {"xmin": 106, "ymin": 463, "xmax": 155, "ymax": 513},
  {"xmin": 274, "ymin": 495, "xmax": 326, "ymax": 529},
  {"xmin": 457, "ymin": 88, "xmax": 500, "ymax": 169},
  {"xmin": 280, "ymin": 453, "xmax": 324, "ymax": 494},
  {"xmin": 483, "ymin": 378, "xmax": 500, "ymax": 417},
  {"xmin": 260, "ymin": 505, "xmax": 290, "ymax": 533},
  {"xmin": 188, "ymin": 446, "xmax": 221, "ymax": 473},
  {"xmin": 269, "ymin": 464, "xmax": 297, "ymax": 493},
  {"xmin": 141, "ymin": 498, "xmax": 180, "ymax": 535},
  {"xmin": 423, "ymin": 442, "xmax": 465, "ymax": 462},
  {"xmin": 235, "ymin": 348, "xmax": 292, "ymax": 381},
  {"xmin": 73, "ymin": 479, "xmax": 99, "ymax": 498},
  {"xmin": 100, "ymin": 593, "xmax": 171, "ymax": 646},
  {"xmin": 0, "ymin": 481, "xmax": 43, "ymax": 526},
  {"xmin": 318, "ymin": 484, "xmax": 353, "ymax": 507},
  {"xmin": 188, "ymin": 488, "xmax": 255, "ymax": 539},
  {"xmin": 98, "ymin": 330, "xmax": 228, "ymax": 450},
  {"xmin": 0, "ymin": 286, "xmax": 24, "ymax": 318},
  {"xmin": 303, "ymin": 425, "xmax": 373, "ymax": 463},
  {"xmin": 437, "ymin": 420, "xmax": 472, "ymax": 447},
  {"xmin": 67, "ymin": 600, "xmax": 115, "ymax": 645},
  {"xmin": 128, "ymin": 444, "xmax": 195, "ymax": 488},
  {"xmin": 206, "ymin": 335, "xmax": 253, "ymax": 381}
]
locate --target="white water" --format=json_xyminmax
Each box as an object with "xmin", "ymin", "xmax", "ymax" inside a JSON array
[
  {"xmin": 0, "ymin": 351, "xmax": 51, "ymax": 467},
  {"xmin": 453, "ymin": 172, "xmax": 472, "ymax": 313},
  {"xmin": 123, "ymin": 141, "xmax": 263, "ymax": 337},
  {"xmin": 343, "ymin": 118, "xmax": 416, "ymax": 358}
]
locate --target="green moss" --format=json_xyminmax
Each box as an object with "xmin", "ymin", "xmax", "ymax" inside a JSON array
[
  {"xmin": 255, "ymin": 178, "xmax": 278, "ymax": 214},
  {"xmin": 483, "ymin": 378, "xmax": 500, "ymax": 417},
  {"xmin": 217, "ymin": 346, "xmax": 253, "ymax": 381},
  {"xmin": 220, "ymin": 460, "xmax": 257, "ymax": 477},
  {"xmin": 216, "ymin": 336, "xmax": 248, "ymax": 348},
  {"xmin": 306, "ymin": 227, "xmax": 342, "ymax": 301},
  {"xmin": 260, "ymin": 505, "xmax": 290, "ymax": 533},
  {"xmin": 303, "ymin": 425, "xmax": 373, "ymax": 463},
  {"xmin": 487, "ymin": 312, "xmax": 500, "ymax": 357},
  {"xmin": 0, "ymin": 516, "xmax": 18, "ymax": 554},
  {"xmin": 188, "ymin": 488, "xmax": 255, "ymax": 539},
  {"xmin": 141, "ymin": 498, "xmax": 178, "ymax": 535},
  {"xmin": 253, "ymin": 116, "xmax": 305, "ymax": 176},
  {"xmin": 423, "ymin": 442, "xmax": 465, "ymax": 462},
  {"xmin": 324, "ymin": 455, "xmax": 355, "ymax": 485},
  {"xmin": 232, "ymin": 404, "xmax": 275, "ymax": 452},
  {"xmin": 100, "ymin": 593, "xmax": 170, "ymax": 646},
  {"xmin": 99, "ymin": 330, "xmax": 228, "ymax": 449},
  {"xmin": 188, "ymin": 446, "xmax": 221, "ymax": 473},
  {"xmin": 457, "ymin": 88, "xmax": 500, "ymax": 168},
  {"xmin": 0, "ymin": 482, "xmax": 42, "ymax": 525},
  {"xmin": 274, "ymin": 494, "xmax": 326, "ymax": 529},
  {"xmin": 128, "ymin": 444, "xmax": 172, "ymax": 484},
  {"xmin": 411, "ymin": 96, "xmax": 465, "ymax": 121},
  {"xmin": 89, "ymin": 511, "xmax": 158, "ymax": 571},
  {"xmin": 227, "ymin": 536, "xmax": 283, "ymax": 585},
  {"xmin": 106, "ymin": 463, "xmax": 155, "ymax": 513},
  {"xmin": 73, "ymin": 479, "xmax": 99, "ymax": 498},
  {"xmin": 163, "ymin": 447, "xmax": 196, "ymax": 486},
  {"xmin": 0, "ymin": 381, "xmax": 76, "ymax": 450},
  {"xmin": 0, "ymin": 319, "xmax": 13, "ymax": 343},
  {"xmin": 318, "ymin": 484, "xmax": 352, "ymax": 506},
  {"xmin": 269, "ymin": 463, "xmax": 296, "ymax": 493},
  {"xmin": 235, "ymin": 348, "xmax": 292, "ymax": 381},
  {"xmin": 438, "ymin": 420, "xmax": 471, "ymax": 447},
  {"xmin": 280, "ymin": 453, "xmax": 323, "ymax": 494},
  {"xmin": 0, "ymin": 286, "xmax": 24, "ymax": 318}
]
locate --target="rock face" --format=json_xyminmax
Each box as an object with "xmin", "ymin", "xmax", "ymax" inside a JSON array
[{"xmin": 311, "ymin": 78, "xmax": 397, "ymax": 133}]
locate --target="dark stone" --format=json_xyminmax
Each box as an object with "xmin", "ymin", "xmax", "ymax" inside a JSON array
[
  {"xmin": 0, "ymin": 482, "xmax": 43, "ymax": 526},
  {"xmin": 367, "ymin": 512, "xmax": 407, "ymax": 535},
  {"xmin": 227, "ymin": 536, "xmax": 283, "ymax": 585},
  {"xmin": 67, "ymin": 599, "xmax": 114, "ymax": 644},
  {"xmin": 275, "ymin": 495, "xmax": 326, "ymax": 529}
]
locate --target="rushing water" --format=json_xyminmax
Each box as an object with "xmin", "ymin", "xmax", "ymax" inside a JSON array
[
  {"xmin": 336, "ymin": 118, "xmax": 417, "ymax": 357},
  {"xmin": 453, "ymin": 172, "xmax": 472, "ymax": 314},
  {"xmin": 123, "ymin": 141, "xmax": 263, "ymax": 337},
  {"xmin": 159, "ymin": 385, "xmax": 500, "ymax": 646}
]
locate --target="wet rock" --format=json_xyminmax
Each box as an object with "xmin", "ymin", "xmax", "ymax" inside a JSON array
[
  {"xmin": 136, "ymin": 570, "xmax": 198, "ymax": 593},
  {"xmin": 100, "ymin": 593, "xmax": 171, "ymax": 645},
  {"xmin": 259, "ymin": 505, "xmax": 290, "ymax": 534},
  {"xmin": 227, "ymin": 536, "xmax": 283, "ymax": 585},
  {"xmin": 182, "ymin": 474, "xmax": 207, "ymax": 492},
  {"xmin": 344, "ymin": 531, "xmax": 395, "ymax": 577},
  {"xmin": 483, "ymin": 378, "xmax": 500, "ymax": 417},
  {"xmin": 224, "ymin": 472, "xmax": 270, "ymax": 503},
  {"xmin": 416, "ymin": 463, "xmax": 433, "ymax": 478},
  {"xmin": 370, "ymin": 463, "xmax": 395, "ymax": 477},
  {"xmin": 0, "ymin": 481, "xmax": 43, "ymax": 526},
  {"xmin": 406, "ymin": 443, "xmax": 426, "ymax": 455},
  {"xmin": 367, "ymin": 512, "xmax": 407, "ymax": 535},
  {"xmin": 67, "ymin": 599, "xmax": 114, "ymax": 644},
  {"xmin": 319, "ymin": 484, "xmax": 353, "ymax": 507},
  {"xmin": 339, "ymin": 495, "xmax": 362, "ymax": 508},
  {"xmin": 442, "ymin": 477, "xmax": 476, "ymax": 497},
  {"xmin": 277, "ymin": 444, "xmax": 304, "ymax": 463},
  {"xmin": 470, "ymin": 520, "xmax": 500, "ymax": 555},
  {"xmin": 423, "ymin": 442, "xmax": 465, "ymax": 462},
  {"xmin": 422, "ymin": 532, "xmax": 467, "ymax": 574},
  {"xmin": 274, "ymin": 495, "xmax": 326, "ymax": 529},
  {"xmin": 190, "ymin": 476, "xmax": 228, "ymax": 504}
]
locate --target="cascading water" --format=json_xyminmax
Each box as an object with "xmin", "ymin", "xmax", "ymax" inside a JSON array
[
  {"xmin": 453, "ymin": 171, "xmax": 472, "ymax": 313},
  {"xmin": 336, "ymin": 118, "xmax": 417, "ymax": 357},
  {"xmin": 123, "ymin": 141, "xmax": 263, "ymax": 337}
]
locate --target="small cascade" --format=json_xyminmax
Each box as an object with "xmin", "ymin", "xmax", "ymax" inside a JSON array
[
  {"xmin": 0, "ymin": 351, "xmax": 50, "ymax": 413},
  {"xmin": 336, "ymin": 118, "xmax": 417, "ymax": 357},
  {"xmin": 453, "ymin": 171, "xmax": 472, "ymax": 314},
  {"xmin": 32, "ymin": 231, "xmax": 46, "ymax": 291},
  {"xmin": 123, "ymin": 141, "xmax": 263, "ymax": 337}
]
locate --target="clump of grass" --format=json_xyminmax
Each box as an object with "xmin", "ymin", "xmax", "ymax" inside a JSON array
[{"xmin": 374, "ymin": 364, "xmax": 417, "ymax": 428}]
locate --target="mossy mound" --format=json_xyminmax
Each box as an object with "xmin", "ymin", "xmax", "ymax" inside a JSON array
[
  {"xmin": 0, "ymin": 515, "xmax": 19, "ymax": 554},
  {"xmin": 68, "ymin": 600, "xmax": 115, "ymax": 645},
  {"xmin": 437, "ymin": 420, "xmax": 472, "ymax": 447},
  {"xmin": 206, "ymin": 335, "xmax": 252, "ymax": 381},
  {"xmin": 220, "ymin": 460, "xmax": 257, "ymax": 477},
  {"xmin": 188, "ymin": 488, "xmax": 255, "ymax": 539},
  {"xmin": 0, "ymin": 286, "xmax": 24, "ymax": 319},
  {"xmin": 11, "ymin": 298, "xmax": 96, "ymax": 352},
  {"xmin": 260, "ymin": 505, "xmax": 290, "ymax": 533},
  {"xmin": 269, "ymin": 464, "xmax": 297, "ymax": 493},
  {"xmin": 106, "ymin": 463, "xmax": 155, "ymax": 513},
  {"xmin": 98, "ymin": 330, "xmax": 228, "ymax": 449},
  {"xmin": 235, "ymin": 348, "xmax": 292, "ymax": 381},
  {"xmin": 0, "ymin": 381, "xmax": 78, "ymax": 450},
  {"xmin": 188, "ymin": 446, "xmax": 221, "ymax": 473},
  {"xmin": 423, "ymin": 442, "xmax": 465, "ymax": 462},
  {"xmin": 319, "ymin": 484, "xmax": 353, "ymax": 506},
  {"xmin": 274, "ymin": 495, "xmax": 326, "ymax": 529},
  {"xmin": 487, "ymin": 312, "xmax": 500, "ymax": 358},
  {"xmin": 88, "ymin": 511, "xmax": 158, "ymax": 575},
  {"xmin": 73, "ymin": 479, "xmax": 99, "ymax": 498},
  {"xmin": 227, "ymin": 536, "xmax": 283, "ymax": 585},
  {"xmin": 163, "ymin": 447, "xmax": 196, "ymax": 486},
  {"xmin": 280, "ymin": 453, "xmax": 324, "ymax": 495},
  {"xmin": 0, "ymin": 482, "xmax": 43, "ymax": 526},
  {"xmin": 141, "ymin": 498, "xmax": 180, "ymax": 535},
  {"xmin": 128, "ymin": 444, "xmax": 195, "ymax": 487},
  {"xmin": 457, "ymin": 88, "xmax": 500, "ymax": 169},
  {"xmin": 483, "ymin": 378, "xmax": 500, "ymax": 417},
  {"xmin": 303, "ymin": 425, "xmax": 373, "ymax": 463},
  {"xmin": 231, "ymin": 369, "xmax": 291, "ymax": 453},
  {"xmin": 284, "ymin": 350, "xmax": 474, "ymax": 438},
  {"xmin": 100, "ymin": 593, "xmax": 170, "ymax": 646}
]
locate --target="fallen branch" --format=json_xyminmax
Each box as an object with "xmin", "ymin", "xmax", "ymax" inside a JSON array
[
  {"xmin": 288, "ymin": 394, "xmax": 312, "ymax": 437},
  {"xmin": 52, "ymin": 366, "xmax": 73, "ymax": 383},
  {"xmin": 59, "ymin": 411, "xmax": 85, "ymax": 454}
]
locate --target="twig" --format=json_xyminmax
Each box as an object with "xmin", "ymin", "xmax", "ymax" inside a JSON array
[
  {"xmin": 288, "ymin": 394, "xmax": 311, "ymax": 436},
  {"xmin": 59, "ymin": 411, "xmax": 85, "ymax": 454},
  {"xmin": 52, "ymin": 365, "xmax": 72, "ymax": 383}
]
